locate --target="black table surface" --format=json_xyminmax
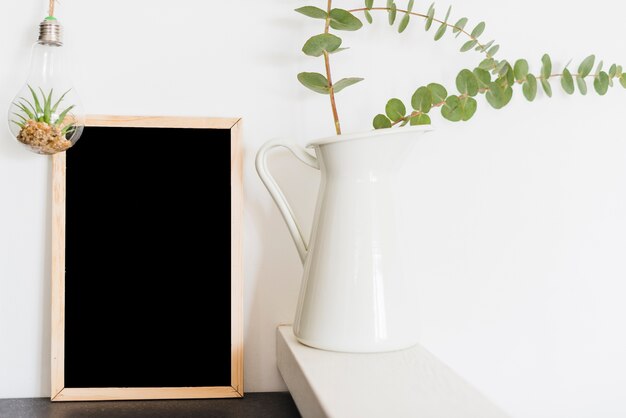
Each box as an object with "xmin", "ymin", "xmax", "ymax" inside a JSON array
[{"xmin": 0, "ymin": 392, "xmax": 301, "ymax": 418}]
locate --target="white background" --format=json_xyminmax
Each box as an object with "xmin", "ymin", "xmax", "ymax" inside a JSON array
[{"xmin": 1, "ymin": 1, "xmax": 625, "ymax": 416}]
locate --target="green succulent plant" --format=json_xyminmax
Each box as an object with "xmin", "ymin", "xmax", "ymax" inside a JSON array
[
  {"xmin": 296, "ymin": 1, "xmax": 626, "ymax": 134},
  {"xmin": 11, "ymin": 85, "xmax": 76, "ymax": 137}
]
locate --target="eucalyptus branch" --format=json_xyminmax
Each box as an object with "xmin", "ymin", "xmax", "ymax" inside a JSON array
[
  {"xmin": 295, "ymin": 1, "xmax": 626, "ymax": 134},
  {"xmin": 375, "ymin": 54, "xmax": 625, "ymax": 129},
  {"xmin": 390, "ymin": 71, "xmax": 604, "ymax": 127}
]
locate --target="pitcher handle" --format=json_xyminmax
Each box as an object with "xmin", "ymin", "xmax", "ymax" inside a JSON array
[{"xmin": 256, "ymin": 139, "xmax": 320, "ymax": 264}]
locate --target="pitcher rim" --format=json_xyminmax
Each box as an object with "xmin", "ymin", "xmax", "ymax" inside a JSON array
[{"xmin": 306, "ymin": 125, "xmax": 434, "ymax": 148}]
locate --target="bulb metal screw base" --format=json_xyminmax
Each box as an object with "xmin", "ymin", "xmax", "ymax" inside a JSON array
[{"xmin": 38, "ymin": 18, "xmax": 63, "ymax": 46}]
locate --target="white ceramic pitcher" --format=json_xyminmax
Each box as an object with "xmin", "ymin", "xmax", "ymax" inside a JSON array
[{"xmin": 256, "ymin": 126, "xmax": 432, "ymax": 352}]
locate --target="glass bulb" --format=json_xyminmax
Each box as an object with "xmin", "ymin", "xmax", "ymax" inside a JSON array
[{"xmin": 8, "ymin": 17, "xmax": 84, "ymax": 155}]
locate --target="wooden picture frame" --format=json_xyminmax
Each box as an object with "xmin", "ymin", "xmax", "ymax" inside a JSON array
[{"xmin": 50, "ymin": 115, "xmax": 243, "ymax": 401}]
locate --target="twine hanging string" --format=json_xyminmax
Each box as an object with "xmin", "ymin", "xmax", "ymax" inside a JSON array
[{"xmin": 49, "ymin": 0, "xmax": 56, "ymax": 17}]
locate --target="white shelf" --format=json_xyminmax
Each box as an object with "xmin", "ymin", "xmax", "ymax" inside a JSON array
[{"xmin": 276, "ymin": 325, "xmax": 509, "ymax": 418}]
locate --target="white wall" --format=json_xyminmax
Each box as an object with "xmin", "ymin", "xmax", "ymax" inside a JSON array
[{"xmin": 1, "ymin": 0, "xmax": 625, "ymax": 416}]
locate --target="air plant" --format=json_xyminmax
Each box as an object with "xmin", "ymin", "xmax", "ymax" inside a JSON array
[{"xmin": 11, "ymin": 86, "xmax": 77, "ymax": 154}]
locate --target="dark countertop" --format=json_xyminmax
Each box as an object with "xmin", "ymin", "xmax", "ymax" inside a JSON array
[{"xmin": 0, "ymin": 392, "xmax": 301, "ymax": 418}]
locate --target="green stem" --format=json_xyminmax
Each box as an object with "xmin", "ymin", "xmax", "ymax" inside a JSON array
[{"xmin": 325, "ymin": 0, "xmax": 342, "ymax": 135}]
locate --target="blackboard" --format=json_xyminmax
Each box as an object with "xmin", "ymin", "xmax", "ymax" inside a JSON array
[{"xmin": 50, "ymin": 116, "xmax": 243, "ymax": 401}]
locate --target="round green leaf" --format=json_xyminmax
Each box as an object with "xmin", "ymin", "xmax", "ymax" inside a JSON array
[
  {"xmin": 302, "ymin": 34, "xmax": 342, "ymax": 57},
  {"xmin": 561, "ymin": 69, "xmax": 575, "ymax": 95},
  {"xmin": 444, "ymin": 5, "xmax": 452, "ymax": 22},
  {"xmin": 441, "ymin": 95, "xmax": 463, "ymax": 122},
  {"xmin": 494, "ymin": 60, "xmax": 508, "ymax": 75},
  {"xmin": 411, "ymin": 87, "xmax": 433, "ymax": 112},
  {"xmin": 576, "ymin": 76, "xmax": 588, "ymax": 95},
  {"xmin": 365, "ymin": 0, "xmax": 374, "ymax": 9},
  {"xmin": 295, "ymin": 6, "xmax": 328, "ymax": 19},
  {"xmin": 364, "ymin": 10, "xmax": 373, "ymax": 24},
  {"xmin": 434, "ymin": 24, "xmax": 447, "ymax": 41},
  {"xmin": 385, "ymin": 98, "xmax": 407, "ymax": 121},
  {"xmin": 501, "ymin": 86, "xmax": 514, "ymax": 108},
  {"xmin": 427, "ymin": 83, "xmax": 448, "ymax": 103},
  {"xmin": 297, "ymin": 72, "xmax": 329, "ymax": 94},
  {"xmin": 486, "ymin": 82, "xmax": 513, "ymax": 109},
  {"xmin": 514, "ymin": 59, "xmax": 529, "ymax": 82},
  {"xmin": 594, "ymin": 71, "xmax": 610, "ymax": 95},
  {"xmin": 398, "ymin": 13, "xmax": 410, "ymax": 33},
  {"xmin": 486, "ymin": 83, "xmax": 502, "ymax": 108},
  {"xmin": 471, "ymin": 22, "xmax": 486, "ymax": 38},
  {"xmin": 329, "ymin": 9, "xmax": 363, "ymax": 31},
  {"xmin": 541, "ymin": 54, "xmax": 552, "ymax": 80},
  {"xmin": 333, "ymin": 77, "xmax": 364, "ymax": 93},
  {"xmin": 479, "ymin": 58, "xmax": 496, "ymax": 70},
  {"xmin": 460, "ymin": 97, "xmax": 477, "ymax": 121},
  {"xmin": 499, "ymin": 62, "xmax": 514, "ymax": 86},
  {"xmin": 473, "ymin": 68, "xmax": 491, "ymax": 88},
  {"xmin": 522, "ymin": 75, "xmax": 537, "ymax": 101},
  {"xmin": 453, "ymin": 17, "xmax": 468, "ymax": 36},
  {"xmin": 620, "ymin": 75, "xmax": 626, "ymax": 89},
  {"xmin": 387, "ymin": 0, "xmax": 397, "ymax": 25},
  {"xmin": 425, "ymin": 3, "xmax": 435, "ymax": 30},
  {"xmin": 479, "ymin": 40, "xmax": 494, "ymax": 53},
  {"xmin": 461, "ymin": 40, "xmax": 478, "ymax": 52},
  {"xmin": 410, "ymin": 114, "xmax": 431, "ymax": 126},
  {"xmin": 456, "ymin": 69, "xmax": 479, "ymax": 96},
  {"xmin": 578, "ymin": 55, "xmax": 595, "ymax": 78},
  {"xmin": 541, "ymin": 78, "xmax": 553, "ymax": 97},
  {"xmin": 487, "ymin": 45, "xmax": 500, "ymax": 58},
  {"xmin": 373, "ymin": 114, "xmax": 392, "ymax": 129}
]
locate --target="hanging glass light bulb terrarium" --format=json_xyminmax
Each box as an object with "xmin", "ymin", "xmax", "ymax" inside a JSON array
[{"xmin": 8, "ymin": 8, "xmax": 84, "ymax": 155}]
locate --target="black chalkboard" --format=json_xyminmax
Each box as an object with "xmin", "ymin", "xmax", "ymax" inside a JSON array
[{"xmin": 51, "ymin": 117, "xmax": 243, "ymax": 401}]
